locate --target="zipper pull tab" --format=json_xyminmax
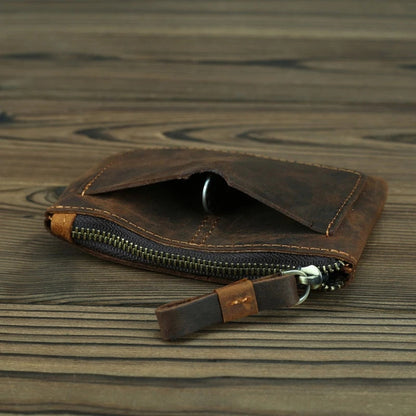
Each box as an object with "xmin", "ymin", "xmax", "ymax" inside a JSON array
[
  {"xmin": 298, "ymin": 265, "xmax": 323, "ymax": 289},
  {"xmin": 156, "ymin": 273, "xmax": 299, "ymax": 340},
  {"xmin": 282, "ymin": 265, "xmax": 323, "ymax": 305}
]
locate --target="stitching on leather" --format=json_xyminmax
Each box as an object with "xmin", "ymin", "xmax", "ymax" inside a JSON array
[
  {"xmin": 49, "ymin": 205, "xmax": 358, "ymax": 263},
  {"xmin": 189, "ymin": 216, "xmax": 210, "ymax": 244},
  {"xmin": 81, "ymin": 162, "xmax": 113, "ymax": 196},
  {"xmin": 325, "ymin": 173, "xmax": 362, "ymax": 237},
  {"xmin": 199, "ymin": 217, "xmax": 220, "ymax": 245},
  {"xmin": 189, "ymin": 216, "xmax": 219, "ymax": 245},
  {"xmin": 80, "ymin": 149, "xmax": 138, "ymax": 196}
]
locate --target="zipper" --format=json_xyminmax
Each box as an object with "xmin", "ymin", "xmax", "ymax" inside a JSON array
[{"xmin": 70, "ymin": 215, "xmax": 350, "ymax": 292}]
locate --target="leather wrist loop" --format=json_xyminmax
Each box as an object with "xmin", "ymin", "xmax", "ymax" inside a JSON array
[{"xmin": 155, "ymin": 273, "xmax": 299, "ymax": 340}]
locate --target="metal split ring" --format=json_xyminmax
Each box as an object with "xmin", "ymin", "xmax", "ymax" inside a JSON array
[
  {"xmin": 296, "ymin": 284, "xmax": 311, "ymax": 305},
  {"xmin": 282, "ymin": 267, "xmax": 322, "ymax": 306},
  {"xmin": 202, "ymin": 175, "xmax": 213, "ymax": 214}
]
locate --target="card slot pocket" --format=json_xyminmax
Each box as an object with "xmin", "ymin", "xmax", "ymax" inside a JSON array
[{"xmin": 79, "ymin": 148, "xmax": 365, "ymax": 236}]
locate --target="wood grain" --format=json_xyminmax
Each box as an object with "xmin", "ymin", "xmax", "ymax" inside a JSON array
[{"xmin": 0, "ymin": 1, "xmax": 415, "ymax": 415}]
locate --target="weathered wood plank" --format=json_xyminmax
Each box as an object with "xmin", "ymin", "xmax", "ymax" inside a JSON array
[{"xmin": 0, "ymin": 305, "xmax": 415, "ymax": 415}]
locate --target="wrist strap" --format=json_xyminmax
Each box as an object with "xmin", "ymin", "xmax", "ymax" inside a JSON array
[{"xmin": 155, "ymin": 273, "xmax": 299, "ymax": 340}]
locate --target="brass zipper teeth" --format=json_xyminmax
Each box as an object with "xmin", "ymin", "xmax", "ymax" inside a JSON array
[{"xmin": 72, "ymin": 227, "xmax": 346, "ymax": 286}]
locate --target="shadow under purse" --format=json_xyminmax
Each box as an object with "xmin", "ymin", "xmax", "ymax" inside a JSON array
[{"xmin": 45, "ymin": 147, "xmax": 388, "ymax": 340}]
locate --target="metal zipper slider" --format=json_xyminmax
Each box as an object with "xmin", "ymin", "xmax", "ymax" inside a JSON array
[{"xmin": 282, "ymin": 265, "xmax": 323, "ymax": 305}]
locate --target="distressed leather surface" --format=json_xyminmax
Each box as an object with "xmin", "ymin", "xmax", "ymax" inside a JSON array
[{"xmin": 46, "ymin": 147, "xmax": 388, "ymax": 271}]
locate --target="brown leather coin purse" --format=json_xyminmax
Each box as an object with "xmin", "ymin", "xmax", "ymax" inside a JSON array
[{"xmin": 45, "ymin": 147, "xmax": 388, "ymax": 339}]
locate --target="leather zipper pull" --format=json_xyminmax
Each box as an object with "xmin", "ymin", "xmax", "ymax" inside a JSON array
[{"xmin": 155, "ymin": 273, "xmax": 299, "ymax": 340}]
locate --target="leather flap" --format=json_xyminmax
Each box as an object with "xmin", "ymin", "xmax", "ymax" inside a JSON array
[{"xmin": 79, "ymin": 148, "xmax": 365, "ymax": 235}]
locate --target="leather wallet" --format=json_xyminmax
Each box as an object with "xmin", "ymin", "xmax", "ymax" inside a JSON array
[{"xmin": 45, "ymin": 147, "xmax": 388, "ymax": 339}]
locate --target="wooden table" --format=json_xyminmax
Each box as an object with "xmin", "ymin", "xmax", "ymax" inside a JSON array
[{"xmin": 1, "ymin": 1, "xmax": 415, "ymax": 414}]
